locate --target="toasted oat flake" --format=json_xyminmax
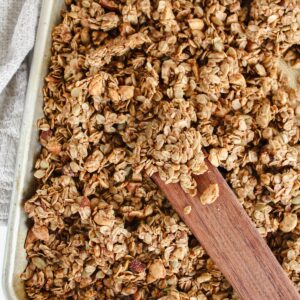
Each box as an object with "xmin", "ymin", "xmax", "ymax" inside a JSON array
[{"xmin": 199, "ymin": 184, "xmax": 219, "ymax": 205}]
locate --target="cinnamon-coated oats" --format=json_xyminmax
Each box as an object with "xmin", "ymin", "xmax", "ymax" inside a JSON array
[{"xmin": 22, "ymin": 0, "xmax": 300, "ymax": 298}]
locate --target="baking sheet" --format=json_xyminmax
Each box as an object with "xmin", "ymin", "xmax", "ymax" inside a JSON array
[
  {"xmin": 3, "ymin": 1, "xmax": 65, "ymax": 299},
  {"xmin": 2, "ymin": 1, "xmax": 300, "ymax": 299}
]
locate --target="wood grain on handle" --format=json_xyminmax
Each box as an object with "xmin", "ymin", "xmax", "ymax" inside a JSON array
[{"xmin": 152, "ymin": 159, "xmax": 299, "ymax": 300}]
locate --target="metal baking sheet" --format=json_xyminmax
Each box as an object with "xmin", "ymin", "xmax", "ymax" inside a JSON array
[
  {"xmin": 3, "ymin": 1, "xmax": 65, "ymax": 299},
  {"xmin": 3, "ymin": 1, "xmax": 300, "ymax": 299}
]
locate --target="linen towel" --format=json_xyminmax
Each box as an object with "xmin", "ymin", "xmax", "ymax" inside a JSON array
[{"xmin": 0, "ymin": 0, "xmax": 40, "ymax": 221}]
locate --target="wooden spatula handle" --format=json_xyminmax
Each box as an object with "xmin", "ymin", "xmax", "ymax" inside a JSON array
[{"xmin": 152, "ymin": 159, "xmax": 299, "ymax": 300}]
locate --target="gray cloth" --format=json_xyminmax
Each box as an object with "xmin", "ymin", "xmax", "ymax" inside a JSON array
[{"xmin": 0, "ymin": 0, "xmax": 40, "ymax": 221}]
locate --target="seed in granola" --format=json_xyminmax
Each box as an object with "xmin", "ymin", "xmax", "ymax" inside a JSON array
[
  {"xmin": 292, "ymin": 196, "xmax": 300, "ymax": 205},
  {"xmin": 147, "ymin": 259, "xmax": 166, "ymax": 283},
  {"xmin": 79, "ymin": 197, "xmax": 91, "ymax": 220},
  {"xmin": 255, "ymin": 64, "xmax": 267, "ymax": 76},
  {"xmin": 33, "ymin": 169, "xmax": 46, "ymax": 179},
  {"xmin": 208, "ymin": 149, "xmax": 219, "ymax": 167},
  {"xmin": 279, "ymin": 213, "xmax": 298, "ymax": 233},
  {"xmin": 199, "ymin": 184, "xmax": 219, "ymax": 205},
  {"xmin": 39, "ymin": 159, "xmax": 49, "ymax": 169},
  {"xmin": 232, "ymin": 99, "xmax": 242, "ymax": 110},
  {"xmin": 81, "ymin": 28, "xmax": 90, "ymax": 45}
]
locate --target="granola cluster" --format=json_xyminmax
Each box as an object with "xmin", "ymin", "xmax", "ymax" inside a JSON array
[{"xmin": 22, "ymin": 0, "xmax": 300, "ymax": 298}]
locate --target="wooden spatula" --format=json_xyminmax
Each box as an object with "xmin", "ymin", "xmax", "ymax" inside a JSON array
[{"xmin": 152, "ymin": 158, "xmax": 299, "ymax": 300}]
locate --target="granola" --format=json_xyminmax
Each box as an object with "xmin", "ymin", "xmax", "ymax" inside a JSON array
[{"xmin": 22, "ymin": 0, "xmax": 300, "ymax": 298}]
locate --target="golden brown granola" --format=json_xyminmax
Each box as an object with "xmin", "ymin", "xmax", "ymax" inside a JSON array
[{"xmin": 22, "ymin": 0, "xmax": 300, "ymax": 299}]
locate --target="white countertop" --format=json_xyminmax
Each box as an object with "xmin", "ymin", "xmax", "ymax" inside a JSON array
[{"xmin": 0, "ymin": 225, "xmax": 7, "ymax": 299}]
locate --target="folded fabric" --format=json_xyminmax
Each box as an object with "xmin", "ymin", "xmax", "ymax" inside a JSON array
[{"xmin": 0, "ymin": 0, "xmax": 40, "ymax": 222}]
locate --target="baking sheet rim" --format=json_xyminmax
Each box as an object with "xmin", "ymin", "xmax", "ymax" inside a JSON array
[{"xmin": 2, "ymin": 1, "xmax": 61, "ymax": 299}]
